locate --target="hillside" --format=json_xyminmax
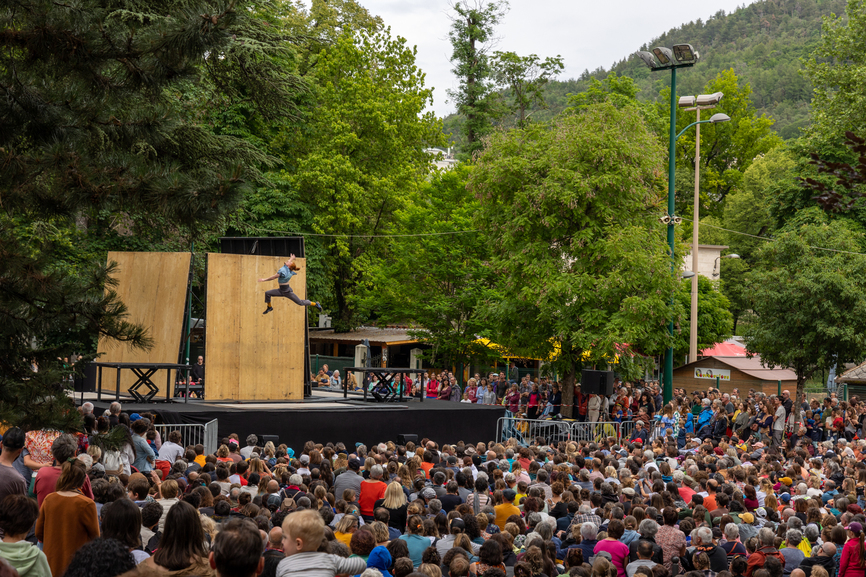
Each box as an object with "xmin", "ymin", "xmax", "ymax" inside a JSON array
[{"xmin": 444, "ymin": 0, "xmax": 847, "ymax": 143}]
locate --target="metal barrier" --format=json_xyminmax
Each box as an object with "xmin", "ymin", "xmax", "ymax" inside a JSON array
[
  {"xmin": 154, "ymin": 419, "xmax": 219, "ymax": 455},
  {"xmin": 497, "ymin": 417, "xmax": 637, "ymax": 446},
  {"xmin": 496, "ymin": 416, "xmax": 691, "ymax": 447},
  {"xmin": 496, "ymin": 416, "xmax": 574, "ymax": 446}
]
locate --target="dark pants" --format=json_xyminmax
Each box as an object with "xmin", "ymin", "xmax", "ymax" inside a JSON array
[{"xmin": 265, "ymin": 284, "xmax": 310, "ymax": 306}]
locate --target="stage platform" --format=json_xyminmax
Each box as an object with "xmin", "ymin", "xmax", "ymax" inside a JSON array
[{"xmin": 85, "ymin": 390, "xmax": 506, "ymax": 450}]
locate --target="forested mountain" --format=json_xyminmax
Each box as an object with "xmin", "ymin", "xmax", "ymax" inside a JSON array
[{"xmin": 444, "ymin": 0, "xmax": 846, "ymax": 142}]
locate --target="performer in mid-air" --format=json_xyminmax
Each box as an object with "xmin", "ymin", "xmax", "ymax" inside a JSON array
[{"xmin": 258, "ymin": 254, "xmax": 322, "ymax": 315}]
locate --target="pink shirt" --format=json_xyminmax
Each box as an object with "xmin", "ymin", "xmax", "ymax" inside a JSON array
[
  {"xmin": 594, "ymin": 539, "xmax": 631, "ymax": 577},
  {"xmin": 34, "ymin": 466, "xmax": 94, "ymax": 509}
]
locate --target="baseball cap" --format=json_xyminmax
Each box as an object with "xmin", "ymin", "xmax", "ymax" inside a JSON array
[
  {"xmin": 503, "ymin": 489, "xmax": 517, "ymax": 502},
  {"xmin": 267, "ymin": 494, "xmax": 282, "ymax": 509},
  {"xmin": 780, "ymin": 493, "xmax": 791, "ymax": 503},
  {"xmin": 755, "ymin": 507, "xmax": 767, "ymax": 518},
  {"xmin": 741, "ymin": 513, "xmax": 755, "ymax": 524},
  {"xmin": 849, "ymin": 522, "xmax": 864, "ymax": 534},
  {"xmin": 300, "ymin": 454, "xmax": 310, "ymax": 464},
  {"xmin": 450, "ymin": 518, "xmax": 465, "ymax": 531},
  {"xmin": 129, "ymin": 413, "xmax": 142, "ymax": 422},
  {"xmin": 0, "ymin": 427, "xmax": 25, "ymax": 450},
  {"xmin": 622, "ymin": 488, "xmax": 636, "ymax": 497}
]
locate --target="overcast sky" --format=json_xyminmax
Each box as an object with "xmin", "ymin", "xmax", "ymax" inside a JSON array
[{"xmin": 335, "ymin": 0, "xmax": 760, "ymax": 117}]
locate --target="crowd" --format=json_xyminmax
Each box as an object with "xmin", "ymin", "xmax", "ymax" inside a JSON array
[{"xmin": 1, "ymin": 385, "xmax": 865, "ymax": 577}]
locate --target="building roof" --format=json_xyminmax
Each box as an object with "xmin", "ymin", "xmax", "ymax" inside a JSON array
[
  {"xmin": 677, "ymin": 355, "xmax": 797, "ymax": 382},
  {"xmin": 700, "ymin": 341, "xmax": 747, "ymax": 357},
  {"xmin": 308, "ymin": 327, "xmax": 420, "ymax": 346},
  {"xmin": 837, "ymin": 360, "xmax": 866, "ymax": 383}
]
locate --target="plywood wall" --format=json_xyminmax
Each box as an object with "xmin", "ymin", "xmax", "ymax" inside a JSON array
[
  {"xmin": 205, "ymin": 254, "xmax": 307, "ymax": 400},
  {"xmin": 96, "ymin": 252, "xmax": 191, "ymax": 396}
]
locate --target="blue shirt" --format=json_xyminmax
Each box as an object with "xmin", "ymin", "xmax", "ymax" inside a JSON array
[
  {"xmin": 132, "ymin": 434, "xmax": 155, "ymax": 472},
  {"xmin": 277, "ymin": 265, "xmax": 296, "ymax": 284}
]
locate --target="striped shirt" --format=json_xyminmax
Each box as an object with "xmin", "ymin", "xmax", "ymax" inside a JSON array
[{"xmin": 276, "ymin": 552, "xmax": 367, "ymax": 577}]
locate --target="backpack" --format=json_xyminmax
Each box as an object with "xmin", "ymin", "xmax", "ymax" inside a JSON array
[{"xmin": 103, "ymin": 450, "xmax": 124, "ymax": 476}]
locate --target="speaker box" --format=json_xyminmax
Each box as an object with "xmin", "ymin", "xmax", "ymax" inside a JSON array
[
  {"xmin": 258, "ymin": 435, "xmax": 280, "ymax": 447},
  {"xmin": 397, "ymin": 434, "xmax": 418, "ymax": 445},
  {"xmin": 581, "ymin": 370, "xmax": 615, "ymax": 396},
  {"xmin": 73, "ymin": 363, "xmax": 97, "ymax": 393}
]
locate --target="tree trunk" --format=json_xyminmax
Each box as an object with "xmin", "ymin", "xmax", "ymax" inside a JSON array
[{"xmin": 561, "ymin": 364, "xmax": 575, "ymax": 418}]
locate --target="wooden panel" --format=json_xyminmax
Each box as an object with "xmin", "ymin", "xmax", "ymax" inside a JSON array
[
  {"xmin": 205, "ymin": 254, "xmax": 307, "ymax": 400},
  {"xmin": 96, "ymin": 252, "xmax": 191, "ymax": 396}
]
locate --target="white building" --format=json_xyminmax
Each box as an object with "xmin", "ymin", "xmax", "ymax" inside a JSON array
[{"xmin": 681, "ymin": 244, "xmax": 729, "ymax": 279}]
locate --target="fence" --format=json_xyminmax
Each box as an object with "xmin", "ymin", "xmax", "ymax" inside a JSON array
[
  {"xmin": 312, "ymin": 355, "xmax": 356, "ymax": 379},
  {"xmin": 153, "ymin": 419, "xmax": 219, "ymax": 455},
  {"xmin": 495, "ymin": 416, "xmax": 675, "ymax": 447}
]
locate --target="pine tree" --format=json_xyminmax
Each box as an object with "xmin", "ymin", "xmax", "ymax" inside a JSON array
[{"xmin": 0, "ymin": 0, "xmax": 306, "ymax": 430}]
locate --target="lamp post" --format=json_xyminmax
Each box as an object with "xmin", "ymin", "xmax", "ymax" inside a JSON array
[
  {"xmin": 712, "ymin": 253, "xmax": 740, "ymax": 278},
  {"xmin": 636, "ymin": 44, "xmax": 696, "ymax": 404},
  {"xmin": 636, "ymin": 45, "xmax": 731, "ymax": 403},
  {"xmin": 678, "ymin": 92, "xmax": 724, "ymax": 364}
]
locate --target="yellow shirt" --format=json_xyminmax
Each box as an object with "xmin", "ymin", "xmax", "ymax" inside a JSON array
[
  {"xmin": 494, "ymin": 503, "xmax": 521, "ymax": 530},
  {"xmin": 195, "ymin": 455, "xmax": 207, "ymax": 467},
  {"xmin": 513, "ymin": 492, "xmax": 527, "ymax": 507}
]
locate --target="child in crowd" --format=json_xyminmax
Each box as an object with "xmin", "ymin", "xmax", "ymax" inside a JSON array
[{"xmin": 276, "ymin": 509, "xmax": 367, "ymax": 577}]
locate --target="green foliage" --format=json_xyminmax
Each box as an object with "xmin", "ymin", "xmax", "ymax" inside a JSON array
[
  {"xmin": 286, "ymin": 29, "xmax": 445, "ymax": 330},
  {"xmin": 804, "ymin": 0, "xmax": 866, "ymax": 156},
  {"xmin": 445, "ymin": 0, "xmax": 846, "ymax": 143},
  {"xmin": 744, "ymin": 217, "xmax": 866, "ymax": 399},
  {"xmin": 0, "ymin": 0, "xmax": 305, "ymax": 429},
  {"xmin": 490, "ymin": 51, "xmax": 564, "ymax": 127},
  {"xmin": 0, "ymin": 219, "xmax": 150, "ymax": 431},
  {"xmin": 447, "ymin": 0, "xmax": 510, "ymax": 156},
  {"xmin": 470, "ymin": 101, "xmax": 679, "ymax": 415},
  {"xmin": 673, "ymin": 276, "xmax": 733, "ymax": 359},
  {"xmin": 360, "ymin": 165, "xmax": 497, "ymax": 368},
  {"xmin": 673, "ymin": 70, "xmax": 782, "ymax": 218}
]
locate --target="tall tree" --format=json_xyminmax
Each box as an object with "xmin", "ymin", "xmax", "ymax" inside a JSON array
[
  {"xmin": 744, "ymin": 211, "xmax": 866, "ymax": 402},
  {"xmin": 671, "ymin": 69, "xmax": 782, "ymax": 219},
  {"xmin": 286, "ymin": 29, "xmax": 445, "ymax": 331},
  {"xmin": 447, "ymin": 0, "xmax": 509, "ymax": 157},
  {"xmin": 490, "ymin": 51, "xmax": 563, "ymax": 127},
  {"xmin": 673, "ymin": 276, "xmax": 733, "ymax": 360},
  {"xmin": 470, "ymin": 102, "xmax": 680, "ymax": 416},
  {"xmin": 0, "ymin": 0, "xmax": 305, "ymax": 429},
  {"xmin": 804, "ymin": 0, "xmax": 866, "ymax": 157},
  {"xmin": 361, "ymin": 164, "xmax": 497, "ymax": 369}
]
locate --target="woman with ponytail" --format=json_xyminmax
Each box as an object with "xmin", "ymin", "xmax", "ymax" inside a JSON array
[
  {"xmin": 838, "ymin": 521, "xmax": 866, "ymax": 577},
  {"xmin": 35, "ymin": 459, "xmax": 99, "ymax": 577},
  {"xmin": 399, "ymin": 514, "xmax": 429, "ymax": 568}
]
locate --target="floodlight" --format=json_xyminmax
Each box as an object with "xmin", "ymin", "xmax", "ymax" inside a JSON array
[
  {"xmin": 681, "ymin": 270, "xmax": 696, "ymax": 279},
  {"xmin": 672, "ymin": 44, "xmax": 697, "ymax": 63},
  {"xmin": 696, "ymin": 92, "xmax": 724, "ymax": 106},
  {"xmin": 652, "ymin": 47, "xmax": 673, "ymax": 65},
  {"xmin": 678, "ymin": 96, "xmax": 696, "ymax": 108},
  {"xmin": 724, "ymin": 254, "xmax": 740, "ymax": 259},
  {"xmin": 709, "ymin": 113, "xmax": 731, "ymax": 123},
  {"xmin": 637, "ymin": 51, "xmax": 658, "ymax": 69}
]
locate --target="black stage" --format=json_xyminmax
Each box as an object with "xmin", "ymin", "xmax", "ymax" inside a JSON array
[{"xmin": 89, "ymin": 394, "xmax": 505, "ymax": 450}]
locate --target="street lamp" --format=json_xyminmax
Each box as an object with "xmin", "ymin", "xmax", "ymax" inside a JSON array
[
  {"xmin": 712, "ymin": 253, "xmax": 740, "ymax": 278},
  {"xmin": 635, "ymin": 43, "xmax": 708, "ymax": 404},
  {"xmin": 679, "ymin": 92, "xmax": 725, "ymax": 364}
]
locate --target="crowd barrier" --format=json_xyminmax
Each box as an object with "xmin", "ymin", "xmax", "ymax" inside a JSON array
[
  {"xmin": 153, "ymin": 419, "xmax": 219, "ymax": 455},
  {"xmin": 494, "ymin": 415, "xmax": 681, "ymax": 447}
]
